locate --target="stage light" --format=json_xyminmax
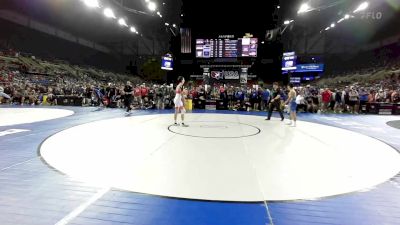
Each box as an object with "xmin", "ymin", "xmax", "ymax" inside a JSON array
[
  {"xmin": 261, "ymin": 41, "xmax": 265, "ymax": 44},
  {"xmin": 104, "ymin": 8, "xmax": 116, "ymax": 19},
  {"xmin": 83, "ymin": 0, "xmax": 100, "ymax": 8},
  {"xmin": 298, "ymin": 3, "xmax": 310, "ymax": 14},
  {"xmin": 165, "ymin": 22, "xmax": 169, "ymax": 26},
  {"xmin": 354, "ymin": 2, "xmax": 369, "ymax": 13},
  {"xmin": 118, "ymin": 18, "xmax": 128, "ymax": 27},
  {"xmin": 130, "ymin": 26, "xmax": 137, "ymax": 33},
  {"xmin": 337, "ymin": 18, "xmax": 345, "ymax": 23},
  {"xmin": 344, "ymin": 14, "xmax": 350, "ymax": 19},
  {"xmin": 330, "ymin": 23, "xmax": 335, "ymax": 28},
  {"xmin": 157, "ymin": 11, "xmax": 161, "ymax": 15},
  {"xmin": 277, "ymin": 5, "xmax": 280, "ymax": 9},
  {"xmin": 325, "ymin": 27, "xmax": 330, "ymax": 31},
  {"xmin": 148, "ymin": 2, "xmax": 157, "ymax": 11},
  {"xmin": 172, "ymin": 24, "xmax": 176, "ymax": 28},
  {"xmin": 284, "ymin": 20, "xmax": 294, "ymax": 25}
]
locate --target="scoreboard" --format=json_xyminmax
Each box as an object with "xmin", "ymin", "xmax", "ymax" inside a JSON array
[{"xmin": 196, "ymin": 38, "xmax": 258, "ymax": 58}]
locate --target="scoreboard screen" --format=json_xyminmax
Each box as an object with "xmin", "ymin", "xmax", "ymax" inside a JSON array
[
  {"xmin": 282, "ymin": 52, "xmax": 297, "ymax": 71},
  {"xmin": 161, "ymin": 54, "xmax": 173, "ymax": 71},
  {"xmin": 196, "ymin": 38, "xmax": 258, "ymax": 58}
]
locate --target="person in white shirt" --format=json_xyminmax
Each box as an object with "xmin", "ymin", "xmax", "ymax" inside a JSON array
[{"xmin": 0, "ymin": 86, "xmax": 11, "ymax": 103}]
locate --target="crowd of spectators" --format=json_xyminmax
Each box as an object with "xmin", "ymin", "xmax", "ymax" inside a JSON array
[{"xmin": 1, "ymin": 49, "xmax": 400, "ymax": 115}]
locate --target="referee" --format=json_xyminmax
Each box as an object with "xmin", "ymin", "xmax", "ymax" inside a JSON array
[
  {"xmin": 266, "ymin": 82, "xmax": 284, "ymax": 121},
  {"xmin": 124, "ymin": 81, "xmax": 133, "ymax": 113}
]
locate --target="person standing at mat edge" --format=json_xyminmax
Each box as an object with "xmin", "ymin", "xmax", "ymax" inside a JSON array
[
  {"xmin": 285, "ymin": 83, "xmax": 297, "ymax": 127},
  {"xmin": 173, "ymin": 76, "xmax": 188, "ymax": 127},
  {"xmin": 124, "ymin": 81, "xmax": 134, "ymax": 114},
  {"xmin": 266, "ymin": 82, "xmax": 284, "ymax": 121}
]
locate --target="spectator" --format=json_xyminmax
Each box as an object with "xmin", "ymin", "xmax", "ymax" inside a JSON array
[
  {"xmin": 321, "ymin": 88, "xmax": 332, "ymax": 113},
  {"xmin": 261, "ymin": 88, "xmax": 270, "ymax": 111},
  {"xmin": 375, "ymin": 89, "xmax": 385, "ymax": 102},
  {"xmin": 296, "ymin": 90, "xmax": 307, "ymax": 112},
  {"xmin": 349, "ymin": 86, "xmax": 359, "ymax": 114},
  {"xmin": 359, "ymin": 88, "xmax": 369, "ymax": 113},
  {"xmin": 334, "ymin": 89, "xmax": 343, "ymax": 113}
]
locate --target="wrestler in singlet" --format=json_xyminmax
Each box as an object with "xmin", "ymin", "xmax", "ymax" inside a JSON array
[{"xmin": 173, "ymin": 76, "xmax": 188, "ymax": 127}]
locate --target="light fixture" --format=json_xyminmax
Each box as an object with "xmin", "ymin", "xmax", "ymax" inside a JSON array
[
  {"xmin": 354, "ymin": 2, "xmax": 369, "ymax": 13},
  {"xmin": 130, "ymin": 26, "xmax": 137, "ymax": 33},
  {"xmin": 277, "ymin": 5, "xmax": 280, "ymax": 9},
  {"xmin": 325, "ymin": 27, "xmax": 330, "ymax": 31},
  {"xmin": 148, "ymin": 2, "xmax": 157, "ymax": 11},
  {"xmin": 298, "ymin": 3, "xmax": 310, "ymax": 14},
  {"xmin": 165, "ymin": 22, "xmax": 170, "ymax": 26},
  {"xmin": 344, "ymin": 14, "xmax": 350, "ymax": 19},
  {"xmin": 104, "ymin": 8, "xmax": 116, "ymax": 19},
  {"xmin": 284, "ymin": 20, "xmax": 294, "ymax": 25},
  {"xmin": 82, "ymin": 0, "xmax": 100, "ymax": 8},
  {"xmin": 118, "ymin": 18, "xmax": 128, "ymax": 27},
  {"xmin": 172, "ymin": 24, "xmax": 176, "ymax": 28}
]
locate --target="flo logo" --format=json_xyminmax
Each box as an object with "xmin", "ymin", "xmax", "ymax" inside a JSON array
[{"xmin": 361, "ymin": 11, "xmax": 383, "ymax": 20}]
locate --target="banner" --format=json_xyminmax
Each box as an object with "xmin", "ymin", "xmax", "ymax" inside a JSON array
[
  {"xmin": 290, "ymin": 77, "xmax": 301, "ymax": 84},
  {"xmin": 296, "ymin": 64, "xmax": 324, "ymax": 72},
  {"xmin": 211, "ymin": 71, "xmax": 223, "ymax": 80},
  {"xmin": 190, "ymin": 75, "xmax": 203, "ymax": 80},
  {"xmin": 180, "ymin": 28, "xmax": 192, "ymax": 54},
  {"xmin": 240, "ymin": 74, "xmax": 248, "ymax": 84},
  {"xmin": 367, "ymin": 103, "xmax": 400, "ymax": 115},
  {"xmin": 223, "ymin": 70, "xmax": 240, "ymax": 80},
  {"xmin": 248, "ymin": 74, "xmax": 257, "ymax": 80}
]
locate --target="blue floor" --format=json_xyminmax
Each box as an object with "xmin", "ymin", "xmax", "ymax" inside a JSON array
[{"xmin": 1, "ymin": 106, "xmax": 400, "ymax": 225}]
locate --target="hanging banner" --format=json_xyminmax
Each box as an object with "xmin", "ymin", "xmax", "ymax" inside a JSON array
[
  {"xmin": 240, "ymin": 74, "xmax": 248, "ymax": 84},
  {"xmin": 222, "ymin": 70, "xmax": 240, "ymax": 80},
  {"xmin": 240, "ymin": 68, "xmax": 248, "ymax": 84}
]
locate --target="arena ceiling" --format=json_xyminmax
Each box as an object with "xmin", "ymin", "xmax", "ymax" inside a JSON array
[
  {"xmin": 280, "ymin": 0, "xmax": 400, "ymax": 44},
  {"xmin": 0, "ymin": 0, "xmax": 182, "ymax": 47},
  {"xmin": 1, "ymin": 0, "xmax": 398, "ymax": 56},
  {"xmin": 181, "ymin": 0, "xmax": 280, "ymax": 37}
]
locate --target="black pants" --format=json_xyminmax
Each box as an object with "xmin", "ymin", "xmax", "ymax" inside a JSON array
[
  {"xmin": 124, "ymin": 96, "xmax": 132, "ymax": 112},
  {"xmin": 267, "ymin": 102, "xmax": 284, "ymax": 120}
]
